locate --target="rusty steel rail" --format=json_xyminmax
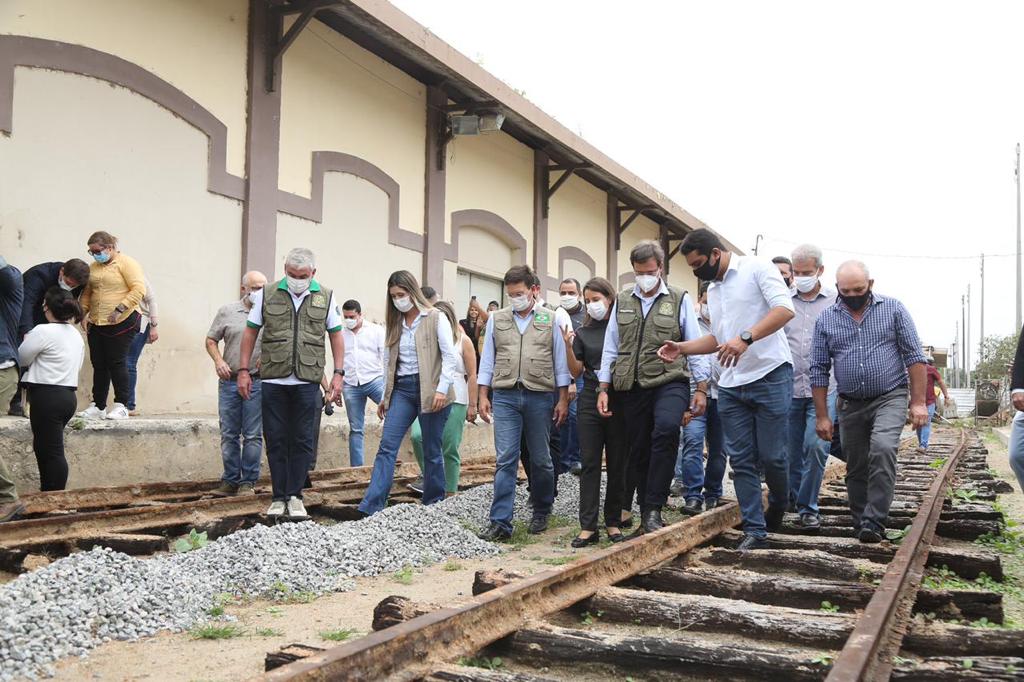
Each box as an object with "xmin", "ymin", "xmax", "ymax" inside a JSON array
[
  {"xmin": 827, "ymin": 429, "xmax": 968, "ymax": 681},
  {"xmin": 260, "ymin": 499, "xmax": 748, "ymax": 681}
]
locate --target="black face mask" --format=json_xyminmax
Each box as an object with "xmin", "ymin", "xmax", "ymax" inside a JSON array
[
  {"xmin": 692, "ymin": 252, "xmax": 720, "ymax": 281},
  {"xmin": 839, "ymin": 289, "xmax": 871, "ymax": 311}
]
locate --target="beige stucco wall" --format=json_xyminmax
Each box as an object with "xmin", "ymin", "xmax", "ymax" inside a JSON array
[
  {"xmin": 616, "ymin": 214, "xmax": 661, "ymax": 289},
  {"xmin": 548, "ymin": 173, "xmax": 606, "ymax": 282},
  {"xmin": 0, "ymin": 67, "xmax": 244, "ymax": 414},
  {"xmin": 274, "ymin": 173, "xmax": 421, "ymax": 325},
  {"xmin": 279, "ymin": 19, "xmax": 426, "ymax": 237},
  {"xmin": 1, "ymin": 0, "xmax": 250, "ymax": 177}
]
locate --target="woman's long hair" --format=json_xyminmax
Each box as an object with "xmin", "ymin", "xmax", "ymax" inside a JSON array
[
  {"xmin": 384, "ymin": 270, "xmax": 433, "ymax": 347},
  {"xmin": 582, "ymin": 276, "xmax": 616, "ymax": 326},
  {"xmin": 434, "ymin": 300, "xmax": 461, "ymax": 342}
]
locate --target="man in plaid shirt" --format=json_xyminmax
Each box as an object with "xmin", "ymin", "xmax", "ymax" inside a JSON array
[{"xmin": 810, "ymin": 261, "xmax": 928, "ymax": 543}]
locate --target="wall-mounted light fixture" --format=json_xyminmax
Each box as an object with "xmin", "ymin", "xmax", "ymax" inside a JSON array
[{"xmin": 449, "ymin": 109, "xmax": 505, "ymax": 136}]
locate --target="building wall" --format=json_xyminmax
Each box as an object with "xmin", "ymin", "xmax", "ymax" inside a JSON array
[{"xmin": 547, "ymin": 174, "xmax": 606, "ymax": 296}]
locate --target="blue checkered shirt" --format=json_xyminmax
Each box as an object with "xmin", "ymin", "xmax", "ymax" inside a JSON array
[{"xmin": 811, "ymin": 293, "xmax": 926, "ymax": 399}]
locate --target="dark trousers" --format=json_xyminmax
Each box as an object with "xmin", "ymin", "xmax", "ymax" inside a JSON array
[
  {"xmin": 262, "ymin": 381, "xmax": 319, "ymax": 501},
  {"xmin": 577, "ymin": 389, "xmax": 628, "ymax": 531},
  {"xmin": 87, "ymin": 313, "xmax": 140, "ymax": 409},
  {"xmin": 519, "ymin": 392, "xmax": 560, "ymax": 496},
  {"xmin": 621, "ymin": 380, "xmax": 690, "ymax": 510},
  {"xmin": 27, "ymin": 384, "xmax": 77, "ymax": 490}
]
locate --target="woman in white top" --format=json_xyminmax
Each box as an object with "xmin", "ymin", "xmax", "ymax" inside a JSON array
[
  {"xmin": 18, "ymin": 288, "xmax": 86, "ymax": 490},
  {"xmin": 357, "ymin": 270, "xmax": 458, "ymax": 516},
  {"xmin": 410, "ymin": 301, "xmax": 478, "ymax": 494}
]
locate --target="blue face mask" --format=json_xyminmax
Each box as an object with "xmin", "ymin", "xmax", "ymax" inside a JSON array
[{"xmin": 92, "ymin": 251, "xmax": 111, "ymax": 264}]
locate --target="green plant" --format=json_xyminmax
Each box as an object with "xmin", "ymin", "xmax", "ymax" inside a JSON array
[
  {"xmin": 190, "ymin": 624, "xmax": 244, "ymax": 640},
  {"xmin": 541, "ymin": 555, "xmax": 578, "ymax": 566},
  {"xmin": 819, "ymin": 601, "xmax": 840, "ymax": 613},
  {"xmin": 255, "ymin": 628, "xmax": 283, "ymax": 637},
  {"xmin": 458, "ymin": 656, "xmax": 503, "ymax": 671},
  {"xmin": 953, "ymin": 488, "xmax": 978, "ymax": 504},
  {"xmin": 68, "ymin": 417, "xmax": 86, "ymax": 431},
  {"xmin": 442, "ymin": 561, "xmax": 463, "ymax": 572},
  {"xmin": 961, "ymin": 659, "xmax": 974, "ymax": 669},
  {"xmin": 173, "ymin": 529, "xmax": 209, "ymax": 553},
  {"xmin": 811, "ymin": 654, "xmax": 833, "ymax": 666},
  {"xmin": 976, "ymin": 527, "xmax": 1024, "ymax": 555},
  {"xmin": 580, "ymin": 610, "xmax": 603, "ymax": 626},
  {"xmin": 887, "ymin": 528, "xmax": 909, "ymax": 544},
  {"xmin": 320, "ymin": 628, "xmax": 358, "ymax": 642},
  {"xmin": 391, "ymin": 566, "xmax": 414, "ymax": 585},
  {"xmin": 269, "ymin": 581, "xmax": 316, "ymax": 604},
  {"xmin": 208, "ymin": 605, "xmax": 225, "ymax": 617},
  {"xmin": 266, "ymin": 607, "xmax": 283, "ymax": 616},
  {"xmin": 892, "ymin": 656, "xmax": 914, "ymax": 666},
  {"xmin": 509, "ymin": 521, "xmax": 539, "ymax": 549},
  {"xmin": 928, "ymin": 457, "xmax": 946, "ymax": 469}
]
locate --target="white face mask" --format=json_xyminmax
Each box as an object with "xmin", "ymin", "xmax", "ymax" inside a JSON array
[
  {"xmin": 509, "ymin": 294, "xmax": 531, "ymax": 312},
  {"xmin": 286, "ymin": 276, "xmax": 310, "ymax": 295},
  {"xmin": 635, "ymin": 273, "xmax": 660, "ymax": 293},
  {"xmin": 794, "ymin": 275, "xmax": 819, "ymax": 293},
  {"xmin": 58, "ymin": 277, "xmax": 74, "ymax": 292},
  {"xmin": 343, "ymin": 317, "xmax": 359, "ymax": 330},
  {"xmin": 586, "ymin": 300, "xmax": 607, "ymax": 320},
  {"xmin": 559, "ymin": 294, "xmax": 579, "ymax": 310},
  {"xmin": 699, "ymin": 303, "xmax": 710, "ymax": 319},
  {"xmin": 392, "ymin": 296, "xmax": 414, "ymax": 313}
]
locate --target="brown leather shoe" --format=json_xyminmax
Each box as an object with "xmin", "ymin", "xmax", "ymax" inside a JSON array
[{"xmin": 0, "ymin": 500, "xmax": 25, "ymax": 522}]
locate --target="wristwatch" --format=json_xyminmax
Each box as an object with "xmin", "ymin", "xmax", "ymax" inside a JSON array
[
  {"xmin": 596, "ymin": 386, "xmax": 609, "ymax": 395},
  {"xmin": 740, "ymin": 331, "xmax": 754, "ymax": 345},
  {"xmin": 333, "ymin": 369, "xmax": 346, "ymax": 376}
]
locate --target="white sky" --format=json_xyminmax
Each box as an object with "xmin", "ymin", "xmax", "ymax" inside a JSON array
[{"xmin": 391, "ymin": 0, "xmax": 1023, "ymax": 369}]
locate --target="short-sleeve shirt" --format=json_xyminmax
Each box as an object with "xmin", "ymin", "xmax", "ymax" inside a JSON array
[
  {"xmin": 572, "ymin": 319, "xmax": 609, "ymax": 392},
  {"xmin": 925, "ymin": 364, "xmax": 942, "ymax": 405},
  {"xmin": 207, "ymin": 299, "xmax": 261, "ymax": 373}
]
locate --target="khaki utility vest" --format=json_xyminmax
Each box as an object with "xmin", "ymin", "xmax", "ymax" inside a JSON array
[
  {"xmin": 490, "ymin": 306, "xmax": 556, "ymax": 392},
  {"xmin": 260, "ymin": 281, "xmax": 332, "ymax": 383},
  {"xmin": 382, "ymin": 309, "xmax": 455, "ymax": 413},
  {"xmin": 612, "ymin": 284, "xmax": 690, "ymax": 391}
]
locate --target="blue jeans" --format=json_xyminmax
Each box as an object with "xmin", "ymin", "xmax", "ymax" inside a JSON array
[
  {"xmin": 557, "ymin": 377, "xmax": 583, "ymax": 471},
  {"xmin": 717, "ymin": 363, "xmax": 793, "ymax": 539},
  {"xmin": 359, "ymin": 375, "xmax": 450, "ymax": 516},
  {"xmin": 674, "ymin": 397, "xmax": 725, "ymax": 501},
  {"xmin": 916, "ymin": 402, "xmax": 938, "ymax": 449},
  {"xmin": 1010, "ymin": 411, "xmax": 1024, "ymax": 494},
  {"xmin": 125, "ymin": 327, "xmax": 148, "ymax": 411},
  {"xmin": 262, "ymin": 381, "xmax": 320, "ymax": 501},
  {"xmin": 787, "ymin": 393, "xmax": 837, "ymax": 515},
  {"xmin": 342, "ymin": 376, "xmax": 385, "ymax": 467},
  {"xmin": 491, "ymin": 387, "xmax": 555, "ymax": 533},
  {"xmin": 218, "ymin": 378, "xmax": 263, "ymax": 484}
]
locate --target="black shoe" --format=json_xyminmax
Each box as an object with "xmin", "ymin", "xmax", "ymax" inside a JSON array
[
  {"xmin": 528, "ymin": 514, "xmax": 549, "ymax": 534},
  {"xmin": 569, "ymin": 462, "xmax": 582, "ymax": 477},
  {"xmin": 570, "ymin": 533, "xmax": 600, "ymax": 548},
  {"xmin": 641, "ymin": 508, "xmax": 664, "ymax": 533},
  {"xmin": 765, "ymin": 505, "xmax": 786, "ymax": 532},
  {"xmin": 620, "ymin": 515, "xmax": 634, "ymax": 529},
  {"xmin": 669, "ymin": 479, "xmax": 685, "ymax": 497},
  {"xmin": 606, "ymin": 528, "xmax": 626, "ymax": 543},
  {"xmin": 737, "ymin": 534, "xmax": 770, "ymax": 551},
  {"xmin": 859, "ymin": 524, "xmax": 884, "ymax": 544},
  {"xmin": 799, "ymin": 513, "xmax": 821, "ymax": 531},
  {"xmin": 681, "ymin": 498, "xmax": 703, "ymax": 516},
  {"xmin": 407, "ymin": 477, "xmax": 424, "ymax": 495},
  {"xmin": 479, "ymin": 523, "xmax": 512, "ymax": 542},
  {"xmin": 704, "ymin": 497, "xmax": 721, "ymax": 510},
  {"xmin": 7, "ymin": 403, "xmax": 24, "ymax": 418}
]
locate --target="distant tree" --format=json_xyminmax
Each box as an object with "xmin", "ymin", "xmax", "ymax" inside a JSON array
[{"xmin": 974, "ymin": 332, "xmax": 1020, "ymax": 382}]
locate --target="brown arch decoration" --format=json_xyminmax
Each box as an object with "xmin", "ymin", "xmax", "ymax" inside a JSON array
[
  {"xmin": 557, "ymin": 245, "xmax": 596, "ymax": 283},
  {"xmin": 446, "ymin": 209, "xmax": 527, "ymax": 264},
  {"xmin": 0, "ymin": 35, "xmax": 245, "ymax": 201},
  {"xmin": 276, "ymin": 151, "xmax": 423, "ymax": 252}
]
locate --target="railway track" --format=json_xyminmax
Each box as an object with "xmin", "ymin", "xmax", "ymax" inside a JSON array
[
  {"xmin": 0, "ymin": 457, "xmax": 498, "ymax": 569},
  {"xmin": 262, "ymin": 428, "xmax": 1024, "ymax": 681}
]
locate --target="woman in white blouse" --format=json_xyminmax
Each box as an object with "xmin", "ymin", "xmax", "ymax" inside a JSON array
[{"xmin": 18, "ymin": 288, "xmax": 86, "ymax": 490}]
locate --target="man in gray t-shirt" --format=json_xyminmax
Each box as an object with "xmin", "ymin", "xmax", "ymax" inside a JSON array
[{"xmin": 205, "ymin": 271, "xmax": 267, "ymax": 496}]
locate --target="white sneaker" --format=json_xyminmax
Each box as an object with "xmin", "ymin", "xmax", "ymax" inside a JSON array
[
  {"xmin": 266, "ymin": 500, "xmax": 287, "ymax": 517},
  {"xmin": 77, "ymin": 403, "xmax": 106, "ymax": 420},
  {"xmin": 104, "ymin": 403, "xmax": 130, "ymax": 420},
  {"xmin": 286, "ymin": 496, "xmax": 308, "ymax": 520}
]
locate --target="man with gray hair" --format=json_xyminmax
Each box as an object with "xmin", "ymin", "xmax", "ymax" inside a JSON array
[
  {"xmin": 206, "ymin": 270, "xmax": 268, "ymax": 496},
  {"xmin": 237, "ymin": 249, "xmax": 346, "ymax": 520},
  {"xmin": 783, "ymin": 244, "xmax": 836, "ymax": 531},
  {"xmin": 811, "ymin": 260, "xmax": 927, "ymax": 543}
]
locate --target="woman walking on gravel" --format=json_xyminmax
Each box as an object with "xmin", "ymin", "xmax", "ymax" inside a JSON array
[
  {"xmin": 565, "ymin": 277, "xmax": 628, "ymax": 546},
  {"xmin": 358, "ymin": 271, "xmax": 457, "ymax": 516},
  {"xmin": 18, "ymin": 288, "xmax": 85, "ymax": 490}
]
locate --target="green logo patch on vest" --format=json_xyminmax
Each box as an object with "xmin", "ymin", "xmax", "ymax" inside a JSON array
[
  {"xmin": 311, "ymin": 294, "xmax": 327, "ymax": 308},
  {"xmin": 657, "ymin": 301, "xmax": 675, "ymax": 316},
  {"xmin": 534, "ymin": 310, "xmax": 552, "ymax": 325}
]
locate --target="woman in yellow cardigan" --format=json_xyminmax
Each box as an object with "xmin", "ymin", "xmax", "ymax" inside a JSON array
[{"xmin": 78, "ymin": 231, "xmax": 146, "ymax": 420}]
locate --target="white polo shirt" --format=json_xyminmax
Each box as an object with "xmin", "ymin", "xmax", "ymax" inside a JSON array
[{"xmin": 342, "ymin": 321, "xmax": 387, "ymax": 387}]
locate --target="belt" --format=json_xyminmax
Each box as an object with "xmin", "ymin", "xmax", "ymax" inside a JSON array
[{"xmin": 839, "ymin": 386, "xmax": 905, "ymax": 403}]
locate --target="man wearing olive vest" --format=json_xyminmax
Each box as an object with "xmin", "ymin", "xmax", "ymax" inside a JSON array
[
  {"xmin": 237, "ymin": 248, "xmax": 345, "ymax": 521},
  {"xmin": 477, "ymin": 265, "xmax": 571, "ymax": 542},
  {"xmin": 598, "ymin": 240, "xmax": 710, "ymax": 535}
]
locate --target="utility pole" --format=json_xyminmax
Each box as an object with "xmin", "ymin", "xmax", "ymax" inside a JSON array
[
  {"xmin": 980, "ymin": 254, "xmax": 986, "ymax": 372},
  {"xmin": 961, "ymin": 294, "xmax": 966, "ymax": 387},
  {"xmin": 967, "ymin": 284, "xmax": 972, "ymax": 385},
  {"xmin": 1017, "ymin": 143, "xmax": 1021, "ymax": 331},
  {"xmin": 953, "ymin": 321, "xmax": 960, "ymax": 388}
]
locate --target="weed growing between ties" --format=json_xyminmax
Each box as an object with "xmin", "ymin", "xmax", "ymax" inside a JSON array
[
  {"xmin": 459, "ymin": 656, "xmax": 504, "ymax": 671},
  {"xmin": 320, "ymin": 628, "xmax": 359, "ymax": 642},
  {"xmin": 173, "ymin": 529, "xmax": 209, "ymax": 553}
]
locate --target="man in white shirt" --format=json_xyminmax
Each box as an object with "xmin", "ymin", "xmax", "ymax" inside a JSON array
[
  {"xmin": 339, "ymin": 299, "xmax": 387, "ymax": 467},
  {"xmin": 237, "ymin": 248, "xmax": 345, "ymax": 521},
  {"xmin": 663, "ymin": 229, "xmax": 795, "ymax": 551}
]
